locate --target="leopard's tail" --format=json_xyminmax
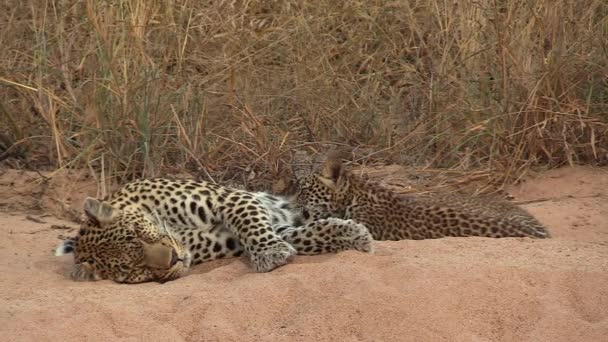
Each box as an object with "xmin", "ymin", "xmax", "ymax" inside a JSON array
[
  {"xmin": 55, "ymin": 237, "xmax": 76, "ymax": 256},
  {"xmin": 503, "ymin": 214, "xmax": 551, "ymax": 239}
]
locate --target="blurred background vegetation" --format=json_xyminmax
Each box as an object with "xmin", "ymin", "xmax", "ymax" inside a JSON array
[{"xmin": 1, "ymin": 0, "xmax": 606, "ymax": 190}]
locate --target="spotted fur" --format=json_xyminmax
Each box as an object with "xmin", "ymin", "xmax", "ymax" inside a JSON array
[
  {"xmin": 57, "ymin": 178, "xmax": 373, "ymax": 283},
  {"xmin": 292, "ymin": 154, "xmax": 551, "ymax": 240}
]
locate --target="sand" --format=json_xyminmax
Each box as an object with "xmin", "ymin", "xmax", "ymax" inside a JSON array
[{"xmin": 0, "ymin": 166, "xmax": 607, "ymax": 341}]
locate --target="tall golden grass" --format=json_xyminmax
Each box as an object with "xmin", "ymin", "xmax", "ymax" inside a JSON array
[{"xmin": 1, "ymin": 0, "xmax": 606, "ymax": 189}]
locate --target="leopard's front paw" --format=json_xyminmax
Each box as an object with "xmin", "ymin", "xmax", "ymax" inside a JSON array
[
  {"xmin": 250, "ymin": 241, "xmax": 297, "ymax": 272},
  {"xmin": 328, "ymin": 218, "xmax": 374, "ymax": 253},
  {"xmin": 70, "ymin": 262, "xmax": 103, "ymax": 281}
]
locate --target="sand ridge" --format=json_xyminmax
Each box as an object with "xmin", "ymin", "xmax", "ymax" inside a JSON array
[{"xmin": 0, "ymin": 166, "xmax": 607, "ymax": 341}]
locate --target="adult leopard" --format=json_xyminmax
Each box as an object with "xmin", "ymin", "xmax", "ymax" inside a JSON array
[{"xmin": 56, "ymin": 178, "xmax": 373, "ymax": 283}]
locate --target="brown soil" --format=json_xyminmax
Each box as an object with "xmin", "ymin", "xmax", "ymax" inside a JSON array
[{"xmin": 0, "ymin": 166, "xmax": 607, "ymax": 341}]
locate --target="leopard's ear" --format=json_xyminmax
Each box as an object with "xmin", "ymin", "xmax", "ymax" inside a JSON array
[
  {"xmin": 272, "ymin": 176, "xmax": 295, "ymax": 196},
  {"xmin": 84, "ymin": 197, "xmax": 119, "ymax": 225},
  {"xmin": 141, "ymin": 240, "xmax": 175, "ymax": 269},
  {"xmin": 319, "ymin": 150, "xmax": 347, "ymax": 187}
]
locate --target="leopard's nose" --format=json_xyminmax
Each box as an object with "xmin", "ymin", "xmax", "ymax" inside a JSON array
[{"xmin": 170, "ymin": 249, "xmax": 179, "ymax": 266}]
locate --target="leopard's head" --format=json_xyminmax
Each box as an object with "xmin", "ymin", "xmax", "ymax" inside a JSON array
[
  {"xmin": 292, "ymin": 152, "xmax": 352, "ymax": 223},
  {"xmin": 56, "ymin": 198, "xmax": 191, "ymax": 284}
]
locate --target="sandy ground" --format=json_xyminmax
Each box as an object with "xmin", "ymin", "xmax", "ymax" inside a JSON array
[{"xmin": 0, "ymin": 166, "xmax": 607, "ymax": 341}]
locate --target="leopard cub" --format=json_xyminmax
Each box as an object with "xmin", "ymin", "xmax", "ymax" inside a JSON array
[{"xmin": 292, "ymin": 153, "xmax": 550, "ymax": 240}]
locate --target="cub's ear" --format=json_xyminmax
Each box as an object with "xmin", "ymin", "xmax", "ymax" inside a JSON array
[
  {"xmin": 84, "ymin": 197, "xmax": 119, "ymax": 225},
  {"xmin": 320, "ymin": 150, "xmax": 347, "ymax": 186},
  {"xmin": 271, "ymin": 177, "xmax": 294, "ymax": 196}
]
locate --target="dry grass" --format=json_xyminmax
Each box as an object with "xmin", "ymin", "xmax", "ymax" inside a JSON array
[{"xmin": 1, "ymin": 0, "xmax": 607, "ymax": 192}]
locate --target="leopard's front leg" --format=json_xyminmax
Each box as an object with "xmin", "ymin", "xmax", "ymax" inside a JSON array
[
  {"xmin": 276, "ymin": 218, "xmax": 373, "ymax": 255},
  {"xmin": 220, "ymin": 195, "xmax": 296, "ymax": 272}
]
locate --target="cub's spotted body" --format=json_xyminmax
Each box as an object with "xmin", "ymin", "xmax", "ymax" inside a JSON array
[
  {"xmin": 57, "ymin": 178, "xmax": 373, "ymax": 283},
  {"xmin": 293, "ymin": 154, "xmax": 551, "ymax": 240}
]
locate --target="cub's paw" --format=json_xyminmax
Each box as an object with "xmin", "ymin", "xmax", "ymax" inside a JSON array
[
  {"xmin": 326, "ymin": 218, "xmax": 374, "ymax": 253},
  {"xmin": 250, "ymin": 241, "xmax": 297, "ymax": 272}
]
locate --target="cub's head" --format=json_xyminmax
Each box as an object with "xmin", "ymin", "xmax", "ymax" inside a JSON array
[
  {"xmin": 291, "ymin": 152, "xmax": 351, "ymax": 223},
  {"xmin": 56, "ymin": 198, "xmax": 191, "ymax": 284}
]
